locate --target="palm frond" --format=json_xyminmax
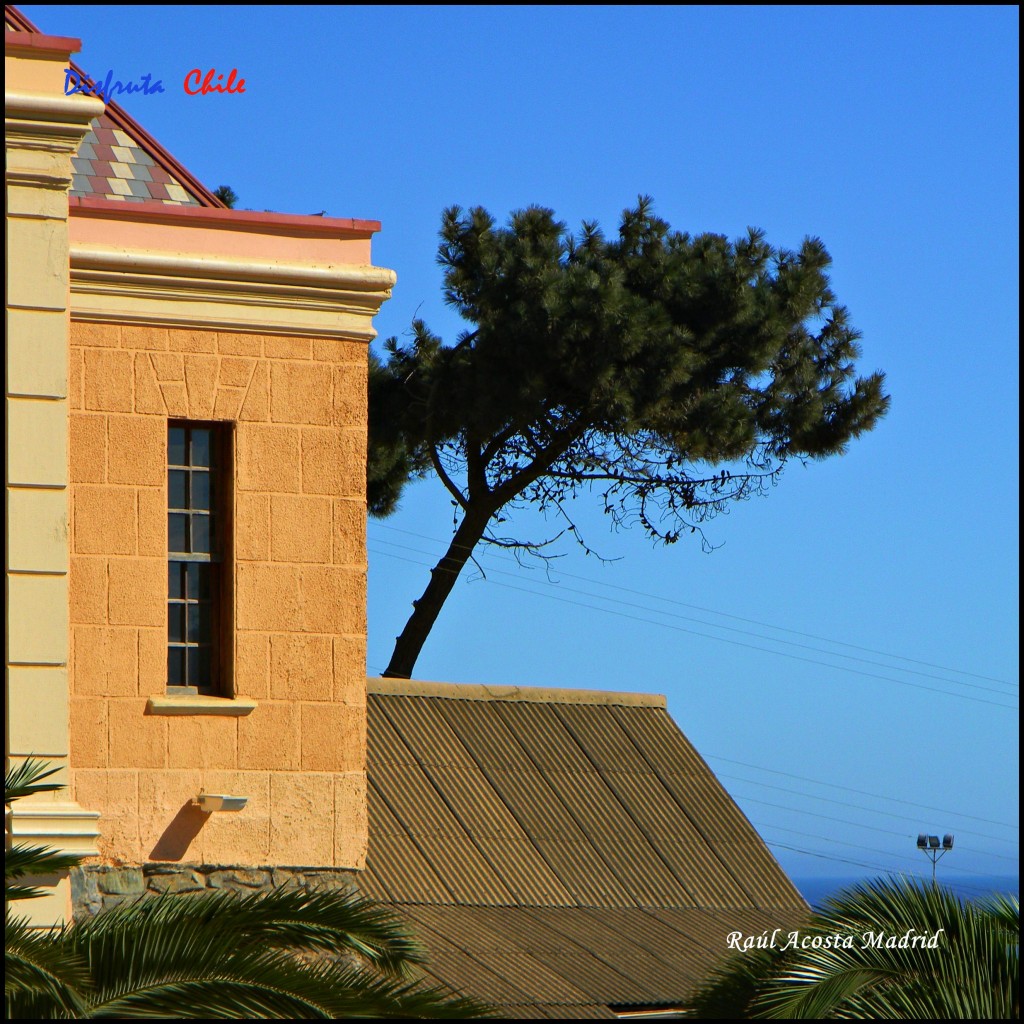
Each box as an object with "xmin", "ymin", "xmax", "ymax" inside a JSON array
[
  {"xmin": 61, "ymin": 887, "xmax": 489, "ymax": 1018},
  {"xmin": 4, "ymin": 914, "xmax": 89, "ymax": 1019},
  {"xmin": 5, "ymin": 759, "xmax": 65, "ymax": 803},
  {"xmin": 71, "ymin": 887, "xmax": 423, "ymax": 979},
  {"xmin": 84, "ymin": 952, "xmax": 486, "ymax": 1019},
  {"xmin": 6, "ymin": 844, "xmax": 83, "ymax": 881},
  {"xmin": 753, "ymin": 876, "xmax": 1019, "ymax": 1020},
  {"xmin": 4, "ymin": 759, "xmax": 490, "ymax": 1019},
  {"xmin": 686, "ymin": 947, "xmax": 783, "ymax": 1018}
]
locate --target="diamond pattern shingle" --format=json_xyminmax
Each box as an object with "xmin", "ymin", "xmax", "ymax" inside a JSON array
[{"xmin": 6, "ymin": 6, "xmax": 220, "ymax": 207}]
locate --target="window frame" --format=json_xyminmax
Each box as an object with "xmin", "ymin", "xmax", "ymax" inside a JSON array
[{"xmin": 166, "ymin": 420, "xmax": 234, "ymax": 698}]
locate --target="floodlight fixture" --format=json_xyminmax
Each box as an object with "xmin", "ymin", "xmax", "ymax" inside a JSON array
[{"xmin": 916, "ymin": 829, "xmax": 954, "ymax": 882}]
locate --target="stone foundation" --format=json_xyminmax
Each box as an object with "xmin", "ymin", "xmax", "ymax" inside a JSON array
[{"xmin": 71, "ymin": 863, "xmax": 358, "ymax": 919}]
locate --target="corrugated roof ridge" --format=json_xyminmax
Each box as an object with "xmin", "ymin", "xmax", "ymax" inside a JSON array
[
  {"xmin": 605, "ymin": 704, "xmax": 764, "ymax": 907},
  {"xmin": 548, "ymin": 703, "xmax": 704, "ymax": 908},
  {"xmin": 372, "ymin": 697, "xmax": 521, "ymax": 906},
  {"xmin": 402, "ymin": 905, "xmax": 599, "ymax": 1008},
  {"xmin": 513, "ymin": 906, "xmax": 677, "ymax": 1005},
  {"xmin": 486, "ymin": 700, "xmax": 689, "ymax": 910},
  {"xmin": 434, "ymin": 698, "xmax": 629, "ymax": 909},
  {"xmin": 611, "ymin": 705, "xmax": 807, "ymax": 911},
  {"xmin": 368, "ymin": 677, "xmax": 666, "ymax": 708}
]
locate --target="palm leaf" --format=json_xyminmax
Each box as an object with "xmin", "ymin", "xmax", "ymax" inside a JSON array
[
  {"xmin": 4, "ymin": 914, "xmax": 89, "ymax": 1019},
  {"xmin": 753, "ymin": 876, "xmax": 1019, "ymax": 1019},
  {"xmin": 62, "ymin": 887, "xmax": 488, "ymax": 1018},
  {"xmin": 5, "ymin": 760, "xmax": 490, "ymax": 1019},
  {"xmin": 5, "ymin": 758, "xmax": 65, "ymax": 803}
]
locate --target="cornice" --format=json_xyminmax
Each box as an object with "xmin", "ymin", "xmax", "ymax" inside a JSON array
[
  {"xmin": 7, "ymin": 801, "xmax": 102, "ymax": 857},
  {"xmin": 70, "ymin": 245, "xmax": 397, "ymax": 341},
  {"xmin": 6, "ymin": 90, "xmax": 105, "ymax": 130}
]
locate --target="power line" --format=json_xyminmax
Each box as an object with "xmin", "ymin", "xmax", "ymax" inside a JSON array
[
  {"xmin": 370, "ymin": 535, "xmax": 1018, "ymax": 699},
  {"xmin": 369, "ymin": 545, "xmax": 1018, "ymax": 711},
  {"xmin": 373, "ymin": 522, "xmax": 1015, "ymax": 688},
  {"xmin": 707, "ymin": 753, "xmax": 1019, "ymax": 833},
  {"xmin": 720, "ymin": 773, "xmax": 1019, "ymax": 855},
  {"xmin": 756, "ymin": 820, "xmax": 921, "ymax": 863},
  {"xmin": 730, "ymin": 792, "xmax": 912, "ymax": 838},
  {"xmin": 735, "ymin": 792, "xmax": 1019, "ymax": 874}
]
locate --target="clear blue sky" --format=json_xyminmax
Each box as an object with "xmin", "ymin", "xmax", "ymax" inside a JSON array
[{"xmin": 27, "ymin": 5, "xmax": 1019, "ymax": 888}]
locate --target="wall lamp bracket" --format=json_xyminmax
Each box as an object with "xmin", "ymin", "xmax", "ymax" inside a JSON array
[{"xmin": 196, "ymin": 793, "xmax": 248, "ymax": 813}]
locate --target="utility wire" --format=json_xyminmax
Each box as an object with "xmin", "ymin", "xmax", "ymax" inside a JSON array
[
  {"xmin": 736, "ymin": 793, "xmax": 1019, "ymax": 877},
  {"xmin": 706, "ymin": 753, "xmax": 1020, "ymax": 832},
  {"xmin": 762, "ymin": 841, "xmax": 1010, "ymax": 897},
  {"xmin": 720, "ymin": 773, "xmax": 1019, "ymax": 856},
  {"xmin": 374, "ymin": 522, "xmax": 1015, "ymax": 687},
  {"xmin": 731, "ymin": 792, "xmax": 916, "ymax": 838},
  {"xmin": 370, "ymin": 535, "xmax": 1017, "ymax": 699},
  {"xmin": 755, "ymin": 820, "xmax": 925, "ymax": 863},
  {"xmin": 369, "ymin": 545, "xmax": 1018, "ymax": 711},
  {"xmin": 368, "ymin": 537, "xmax": 1018, "ymax": 868}
]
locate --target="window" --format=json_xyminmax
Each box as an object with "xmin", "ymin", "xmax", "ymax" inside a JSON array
[{"xmin": 167, "ymin": 423, "xmax": 231, "ymax": 696}]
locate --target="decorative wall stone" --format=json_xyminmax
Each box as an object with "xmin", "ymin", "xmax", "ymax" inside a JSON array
[{"xmin": 71, "ymin": 864, "xmax": 359, "ymax": 920}]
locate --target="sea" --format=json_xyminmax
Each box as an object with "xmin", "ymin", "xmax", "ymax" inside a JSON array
[{"xmin": 793, "ymin": 874, "xmax": 1019, "ymax": 911}]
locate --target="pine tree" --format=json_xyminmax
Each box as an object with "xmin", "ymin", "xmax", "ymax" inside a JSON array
[{"xmin": 370, "ymin": 198, "xmax": 889, "ymax": 679}]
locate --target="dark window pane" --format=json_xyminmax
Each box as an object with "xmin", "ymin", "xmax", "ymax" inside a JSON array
[
  {"xmin": 169, "ymin": 427, "xmax": 186, "ymax": 466},
  {"xmin": 169, "ymin": 513, "xmax": 189, "ymax": 553},
  {"xmin": 187, "ymin": 563, "xmax": 212, "ymax": 600},
  {"xmin": 168, "ymin": 604, "xmax": 185, "ymax": 643},
  {"xmin": 191, "ymin": 429, "xmax": 211, "ymax": 467},
  {"xmin": 168, "ymin": 562, "xmax": 185, "ymax": 598},
  {"xmin": 188, "ymin": 647, "xmax": 211, "ymax": 687},
  {"xmin": 168, "ymin": 647, "xmax": 185, "ymax": 686},
  {"xmin": 169, "ymin": 470, "xmax": 188, "ymax": 510},
  {"xmin": 167, "ymin": 425, "xmax": 225, "ymax": 696},
  {"xmin": 192, "ymin": 515, "xmax": 211, "ymax": 553},
  {"xmin": 191, "ymin": 471, "xmax": 211, "ymax": 510},
  {"xmin": 187, "ymin": 604, "xmax": 213, "ymax": 644}
]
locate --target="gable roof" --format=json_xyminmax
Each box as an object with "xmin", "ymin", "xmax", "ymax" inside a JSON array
[
  {"xmin": 359, "ymin": 681, "xmax": 807, "ymax": 1018},
  {"xmin": 6, "ymin": 5, "xmax": 222, "ymax": 207}
]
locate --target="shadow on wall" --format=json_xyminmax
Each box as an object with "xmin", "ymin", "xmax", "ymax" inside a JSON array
[{"xmin": 149, "ymin": 803, "xmax": 209, "ymax": 860}]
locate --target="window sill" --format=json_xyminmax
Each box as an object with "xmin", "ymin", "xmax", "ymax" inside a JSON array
[{"xmin": 146, "ymin": 695, "xmax": 258, "ymax": 717}]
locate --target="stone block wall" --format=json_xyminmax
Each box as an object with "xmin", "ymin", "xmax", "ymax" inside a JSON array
[
  {"xmin": 71, "ymin": 863, "xmax": 358, "ymax": 919},
  {"xmin": 67, "ymin": 322, "xmax": 369, "ymax": 868}
]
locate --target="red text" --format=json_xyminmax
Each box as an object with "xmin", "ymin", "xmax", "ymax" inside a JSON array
[{"xmin": 184, "ymin": 68, "xmax": 245, "ymax": 95}]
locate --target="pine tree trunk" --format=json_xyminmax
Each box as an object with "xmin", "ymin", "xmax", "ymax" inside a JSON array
[{"xmin": 382, "ymin": 507, "xmax": 493, "ymax": 679}]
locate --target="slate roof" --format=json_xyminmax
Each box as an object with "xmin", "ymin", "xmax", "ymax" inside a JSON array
[
  {"xmin": 6, "ymin": 6, "xmax": 221, "ymax": 206},
  {"xmin": 361, "ymin": 681, "xmax": 808, "ymax": 1019}
]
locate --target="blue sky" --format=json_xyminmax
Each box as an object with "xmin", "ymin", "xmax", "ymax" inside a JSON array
[{"xmin": 26, "ymin": 4, "xmax": 1019, "ymax": 887}]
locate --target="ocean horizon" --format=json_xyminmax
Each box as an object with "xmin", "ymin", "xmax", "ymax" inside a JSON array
[{"xmin": 793, "ymin": 874, "xmax": 1019, "ymax": 911}]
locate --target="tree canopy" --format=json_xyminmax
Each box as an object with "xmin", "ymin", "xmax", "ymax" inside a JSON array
[{"xmin": 369, "ymin": 198, "xmax": 889, "ymax": 678}]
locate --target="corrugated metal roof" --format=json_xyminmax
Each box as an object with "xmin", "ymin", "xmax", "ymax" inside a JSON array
[{"xmin": 361, "ymin": 682, "xmax": 808, "ymax": 1017}]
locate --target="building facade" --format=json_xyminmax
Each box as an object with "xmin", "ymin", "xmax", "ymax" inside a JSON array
[
  {"xmin": 7, "ymin": 12, "xmax": 809, "ymax": 1017},
  {"xmin": 6, "ymin": 9, "xmax": 394, "ymax": 923}
]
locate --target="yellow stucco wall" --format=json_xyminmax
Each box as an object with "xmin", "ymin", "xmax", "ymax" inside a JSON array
[
  {"xmin": 68, "ymin": 322, "xmax": 369, "ymax": 867},
  {"xmin": 7, "ymin": 36, "xmax": 105, "ymax": 925}
]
